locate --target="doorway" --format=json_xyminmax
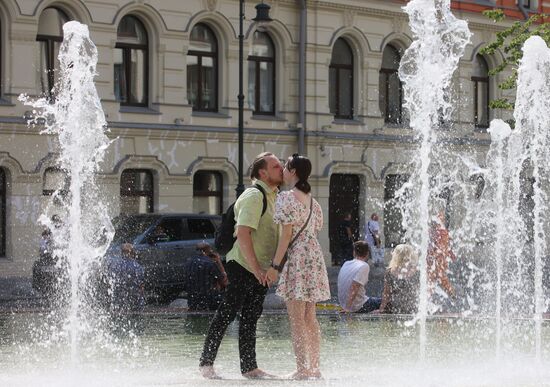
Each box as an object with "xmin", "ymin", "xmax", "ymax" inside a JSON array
[{"xmin": 329, "ymin": 174, "xmax": 361, "ymax": 264}]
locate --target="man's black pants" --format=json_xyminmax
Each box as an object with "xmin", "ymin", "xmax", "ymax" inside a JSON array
[{"xmin": 199, "ymin": 260, "xmax": 268, "ymax": 374}]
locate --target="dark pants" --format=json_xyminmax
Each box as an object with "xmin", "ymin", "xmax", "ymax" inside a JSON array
[
  {"xmin": 199, "ymin": 261, "xmax": 268, "ymax": 374},
  {"xmin": 356, "ymin": 297, "xmax": 382, "ymax": 313},
  {"xmin": 187, "ymin": 292, "xmax": 223, "ymax": 311}
]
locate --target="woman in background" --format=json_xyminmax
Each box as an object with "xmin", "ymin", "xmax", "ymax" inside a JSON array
[{"xmin": 375, "ymin": 244, "xmax": 420, "ymax": 314}]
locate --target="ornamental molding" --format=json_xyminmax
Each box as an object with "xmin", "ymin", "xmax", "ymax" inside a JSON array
[
  {"xmin": 344, "ymin": 9, "xmax": 355, "ymax": 27},
  {"xmin": 205, "ymin": 0, "xmax": 218, "ymax": 12}
]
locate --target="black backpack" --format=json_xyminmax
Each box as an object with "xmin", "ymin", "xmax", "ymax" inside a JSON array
[{"xmin": 214, "ymin": 184, "xmax": 267, "ymax": 255}]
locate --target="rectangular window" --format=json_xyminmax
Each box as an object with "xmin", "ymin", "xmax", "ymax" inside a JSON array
[
  {"xmin": 154, "ymin": 218, "xmax": 184, "ymax": 242},
  {"xmin": 113, "ymin": 49, "xmax": 126, "ymax": 103},
  {"xmin": 43, "ymin": 168, "xmax": 69, "ymax": 196},
  {"xmin": 130, "ymin": 49, "xmax": 147, "ymax": 104},
  {"xmin": 193, "ymin": 171, "xmax": 222, "ymax": 215},
  {"xmin": 329, "ymin": 67, "xmax": 337, "ymax": 115},
  {"xmin": 201, "ymin": 56, "xmax": 215, "ymax": 110},
  {"xmin": 184, "ymin": 218, "xmax": 216, "ymax": 240},
  {"xmin": 259, "ymin": 61, "xmax": 274, "ymax": 113},
  {"xmin": 247, "ymin": 60, "xmax": 256, "ymax": 111},
  {"xmin": 187, "ymin": 55, "xmax": 199, "ymax": 107},
  {"xmin": 339, "ymin": 68, "xmax": 353, "ymax": 118},
  {"xmin": 473, "ymin": 79, "xmax": 489, "ymax": 128},
  {"xmin": 120, "ymin": 169, "xmax": 154, "ymax": 214}
]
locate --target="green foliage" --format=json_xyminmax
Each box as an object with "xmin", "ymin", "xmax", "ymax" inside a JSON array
[{"xmin": 481, "ymin": 10, "xmax": 550, "ymax": 110}]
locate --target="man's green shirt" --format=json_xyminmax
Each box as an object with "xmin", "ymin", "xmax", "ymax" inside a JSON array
[{"xmin": 226, "ymin": 180, "xmax": 279, "ymax": 273}]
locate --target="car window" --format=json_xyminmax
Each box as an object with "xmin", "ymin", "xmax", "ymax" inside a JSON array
[
  {"xmin": 153, "ymin": 218, "xmax": 185, "ymax": 242},
  {"xmin": 112, "ymin": 216, "xmax": 157, "ymax": 244},
  {"xmin": 185, "ymin": 218, "xmax": 216, "ymax": 240}
]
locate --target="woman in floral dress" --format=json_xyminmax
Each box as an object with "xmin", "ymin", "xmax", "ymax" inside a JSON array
[{"xmin": 266, "ymin": 154, "xmax": 330, "ymax": 379}]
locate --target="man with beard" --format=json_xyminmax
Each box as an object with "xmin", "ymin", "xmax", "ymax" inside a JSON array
[{"xmin": 199, "ymin": 152, "xmax": 283, "ymax": 379}]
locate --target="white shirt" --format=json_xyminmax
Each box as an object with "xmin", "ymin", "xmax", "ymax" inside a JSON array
[{"xmin": 337, "ymin": 259, "xmax": 370, "ymax": 312}]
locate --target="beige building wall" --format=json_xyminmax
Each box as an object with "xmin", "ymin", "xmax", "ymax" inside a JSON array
[{"xmin": 0, "ymin": 0, "xmax": 511, "ymax": 277}]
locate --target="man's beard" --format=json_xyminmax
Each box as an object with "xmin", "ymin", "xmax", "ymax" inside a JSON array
[{"xmin": 266, "ymin": 175, "xmax": 283, "ymax": 187}]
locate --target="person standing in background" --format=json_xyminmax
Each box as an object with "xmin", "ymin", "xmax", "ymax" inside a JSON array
[
  {"xmin": 365, "ymin": 213, "xmax": 383, "ymax": 265},
  {"xmin": 336, "ymin": 212, "xmax": 354, "ymax": 266}
]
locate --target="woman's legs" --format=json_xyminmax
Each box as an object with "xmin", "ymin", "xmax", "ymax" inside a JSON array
[
  {"xmin": 304, "ymin": 302, "xmax": 321, "ymax": 377},
  {"xmin": 286, "ymin": 300, "xmax": 309, "ymax": 376}
]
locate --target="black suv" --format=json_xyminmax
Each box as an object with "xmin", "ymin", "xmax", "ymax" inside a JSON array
[{"xmin": 32, "ymin": 213, "xmax": 221, "ymax": 302}]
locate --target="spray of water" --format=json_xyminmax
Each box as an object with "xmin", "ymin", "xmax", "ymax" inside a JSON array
[
  {"xmin": 511, "ymin": 36, "xmax": 550, "ymax": 360},
  {"xmin": 19, "ymin": 21, "xmax": 115, "ymax": 361},
  {"xmin": 398, "ymin": 0, "xmax": 471, "ymax": 360},
  {"xmin": 485, "ymin": 119, "xmax": 512, "ymax": 358}
]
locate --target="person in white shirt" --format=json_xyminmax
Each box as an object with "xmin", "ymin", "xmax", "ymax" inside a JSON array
[
  {"xmin": 337, "ymin": 241, "xmax": 382, "ymax": 313},
  {"xmin": 364, "ymin": 213, "xmax": 384, "ymax": 265}
]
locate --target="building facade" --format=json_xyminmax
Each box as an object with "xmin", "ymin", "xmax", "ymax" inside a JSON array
[{"xmin": 0, "ymin": 0, "xmax": 532, "ymax": 278}]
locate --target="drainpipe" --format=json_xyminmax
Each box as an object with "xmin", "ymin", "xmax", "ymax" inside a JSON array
[
  {"xmin": 298, "ymin": 0, "xmax": 307, "ymax": 154},
  {"xmin": 517, "ymin": 2, "xmax": 529, "ymax": 20}
]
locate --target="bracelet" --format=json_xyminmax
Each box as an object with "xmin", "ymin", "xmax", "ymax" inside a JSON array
[{"xmin": 270, "ymin": 262, "xmax": 283, "ymax": 273}]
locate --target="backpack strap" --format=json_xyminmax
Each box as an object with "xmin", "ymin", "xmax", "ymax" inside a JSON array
[{"xmin": 253, "ymin": 184, "xmax": 268, "ymax": 216}]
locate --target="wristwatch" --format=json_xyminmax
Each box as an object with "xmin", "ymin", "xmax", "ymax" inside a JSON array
[{"xmin": 271, "ymin": 262, "xmax": 283, "ymax": 272}]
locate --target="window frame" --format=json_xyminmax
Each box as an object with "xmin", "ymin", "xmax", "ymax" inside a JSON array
[
  {"xmin": 42, "ymin": 167, "xmax": 70, "ymax": 197},
  {"xmin": 472, "ymin": 75, "xmax": 490, "ymax": 129},
  {"xmin": 187, "ymin": 23, "xmax": 219, "ymax": 112},
  {"xmin": 36, "ymin": 7, "xmax": 69, "ymax": 99},
  {"xmin": 380, "ymin": 45, "xmax": 403, "ymax": 124},
  {"xmin": 193, "ymin": 170, "xmax": 223, "ymax": 215},
  {"xmin": 115, "ymin": 16, "xmax": 149, "ymax": 107},
  {"xmin": 247, "ymin": 32, "xmax": 276, "ymax": 116},
  {"xmin": 329, "ymin": 38, "xmax": 354, "ymax": 120},
  {"xmin": 120, "ymin": 169, "xmax": 154, "ymax": 214}
]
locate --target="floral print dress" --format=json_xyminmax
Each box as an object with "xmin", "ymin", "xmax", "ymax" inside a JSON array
[{"xmin": 273, "ymin": 191, "xmax": 330, "ymax": 302}]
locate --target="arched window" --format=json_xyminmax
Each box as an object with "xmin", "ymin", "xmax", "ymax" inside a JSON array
[
  {"xmin": 36, "ymin": 7, "xmax": 70, "ymax": 99},
  {"xmin": 248, "ymin": 31, "xmax": 275, "ymax": 115},
  {"xmin": 0, "ymin": 168, "xmax": 6, "ymax": 257},
  {"xmin": 120, "ymin": 169, "xmax": 154, "ymax": 214},
  {"xmin": 380, "ymin": 44, "xmax": 403, "ymax": 124},
  {"xmin": 193, "ymin": 171, "xmax": 223, "ymax": 215},
  {"xmin": 329, "ymin": 38, "xmax": 354, "ymax": 119},
  {"xmin": 472, "ymin": 54, "xmax": 489, "ymax": 129},
  {"xmin": 187, "ymin": 23, "xmax": 218, "ymax": 111},
  {"xmin": 114, "ymin": 15, "xmax": 148, "ymax": 106}
]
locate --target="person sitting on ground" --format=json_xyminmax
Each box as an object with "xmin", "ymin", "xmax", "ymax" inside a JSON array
[
  {"xmin": 107, "ymin": 243, "xmax": 145, "ymax": 313},
  {"xmin": 184, "ymin": 242, "xmax": 228, "ymax": 311},
  {"xmin": 373, "ymin": 244, "xmax": 420, "ymax": 314},
  {"xmin": 338, "ymin": 240, "xmax": 382, "ymax": 313}
]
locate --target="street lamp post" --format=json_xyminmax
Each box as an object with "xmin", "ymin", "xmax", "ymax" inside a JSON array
[{"xmin": 236, "ymin": 1, "xmax": 272, "ymax": 198}]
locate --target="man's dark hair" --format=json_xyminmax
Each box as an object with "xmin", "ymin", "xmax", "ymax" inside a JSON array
[
  {"xmin": 249, "ymin": 152, "xmax": 274, "ymax": 180},
  {"xmin": 353, "ymin": 240, "xmax": 370, "ymax": 258}
]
